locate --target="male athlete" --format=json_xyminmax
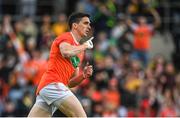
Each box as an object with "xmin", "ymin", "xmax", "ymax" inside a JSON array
[{"xmin": 28, "ymin": 12, "xmax": 93, "ymax": 117}]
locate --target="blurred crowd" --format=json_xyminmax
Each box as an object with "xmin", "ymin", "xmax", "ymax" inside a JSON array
[{"xmin": 0, "ymin": 0, "xmax": 180, "ymax": 117}]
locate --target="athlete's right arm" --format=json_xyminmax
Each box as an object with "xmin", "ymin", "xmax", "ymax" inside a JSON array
[
  {"xmin": 59, "ymin": 42, "xmax": 87, "ymax": 58},
  {"xmin": 59, "ymin": 37, "xmax": 94, "ymax": 58}
]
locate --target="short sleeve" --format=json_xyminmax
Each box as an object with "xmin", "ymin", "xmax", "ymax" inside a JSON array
[
  {"xmin": 131, "ymin": 23, "xmax": 138, "ymax": 31},
  {"xmin": 147, "ymin": 24, "xmax": 154, "ymax": 32},
  {"xmin": 55, "ymin": 37, "xmax": 72, "ymax": 46}
]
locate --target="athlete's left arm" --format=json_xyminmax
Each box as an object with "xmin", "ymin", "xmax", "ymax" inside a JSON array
[{"xmin": 68, "ymin": 63, "xmax": 93, "ymax": 88}]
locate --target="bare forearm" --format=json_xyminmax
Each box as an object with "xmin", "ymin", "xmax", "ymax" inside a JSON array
[
  {"xmin": 59, "ymin": 43, "xmax": 87, "ymax": 58},
  {"xmin": 65, "ymin": 45, "xmax": 86, "ymax": 57},
  {"xmin": 68, "ymin": 73, "xmax": 85, "ymax": 88},
  {"xmin": 151, "ymin": 9, "xmax": 161, "ymax": 27}
]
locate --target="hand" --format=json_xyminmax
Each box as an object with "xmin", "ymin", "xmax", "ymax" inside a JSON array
[
  {"xmin": 83, "ymin": 62, "xmax": 93, "ymax": 79},
  {"xmin": 84, "ymin": 37, "xmax": 94, "ymax": 49}
]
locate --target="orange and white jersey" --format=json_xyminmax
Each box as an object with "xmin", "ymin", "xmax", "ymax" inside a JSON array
[{"xmin": 36, "ymin": 32, "xmax": 84, "ymax": 95}]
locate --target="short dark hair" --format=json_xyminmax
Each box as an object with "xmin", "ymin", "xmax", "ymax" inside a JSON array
[{"xmin": 68, "ymin": 12, "xmax": 90, "ymax": 29}]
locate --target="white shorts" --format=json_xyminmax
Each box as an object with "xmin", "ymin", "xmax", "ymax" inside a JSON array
[{"xmin": 35, "ymin": 82, "xmax": 74, "ymax": 115}]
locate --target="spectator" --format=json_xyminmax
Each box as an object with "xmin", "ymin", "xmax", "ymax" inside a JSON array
[
  {"xmin": 1, "ymin": 99, "xmax": 16, "ymax": 117},
  {"xmin": 127, "ymin": 8, "xmax": 161, "ymax": 67},
  {"xmin": 52, "ymin": 13, "xmax": 68, "ymax": 36},
  {"xmin": 37, "ymin": 14, "xmax": 54, "ymax": 49},
  {"xmin": 159, "ymin": 89, "xmax": 178, "ymax": 117}
]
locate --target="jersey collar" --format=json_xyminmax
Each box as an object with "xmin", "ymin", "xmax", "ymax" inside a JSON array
[{"xmin": 70, "ymin": 32, "xmax": 79, "ymax": 45}]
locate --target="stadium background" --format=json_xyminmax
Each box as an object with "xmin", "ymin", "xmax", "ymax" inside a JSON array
[{"xmin": 0, "ymin": 0, "xmax": 180, "ymax": 117}]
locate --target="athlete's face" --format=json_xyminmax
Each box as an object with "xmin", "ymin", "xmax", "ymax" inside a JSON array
[{"xmin": 76, "ymin": 17, "xmax": 91, "ymax": 37}]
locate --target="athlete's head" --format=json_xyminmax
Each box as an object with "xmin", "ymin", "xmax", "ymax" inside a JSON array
[{"xmin": 68, "ymin": 12, "xmax": 91, "ymax": 37}]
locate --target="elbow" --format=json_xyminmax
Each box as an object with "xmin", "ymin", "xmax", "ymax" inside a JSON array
[{"xmin": 155, "ymin": 21, "xmax": 161, "ymax": 28}]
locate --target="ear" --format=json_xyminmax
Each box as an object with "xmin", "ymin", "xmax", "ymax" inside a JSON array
[{"xmin": 72, "ymin": 23, "xmax": 78, "ymax": 29}]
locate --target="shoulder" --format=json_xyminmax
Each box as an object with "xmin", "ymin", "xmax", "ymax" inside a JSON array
[
  {"xmin": 55, "ymin": 32, "xmax": 73, "ymax": 45},
  {"xmin": 56, "ymin": 32, "xmax": 72, "ymax": 40},
  {"xmin": 147, "ymin": 24, "xmax": 154, "ymax": 31}
]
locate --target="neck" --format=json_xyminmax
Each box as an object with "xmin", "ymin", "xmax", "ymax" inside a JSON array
[{"xmin": 71, "ymin": 30, "xmax": 81, "ymax": 43}]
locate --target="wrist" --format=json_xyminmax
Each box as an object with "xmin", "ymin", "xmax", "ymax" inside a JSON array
[{"xmin": 83, "ymin": 43, "xmax": 88, "ymax": 49}]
